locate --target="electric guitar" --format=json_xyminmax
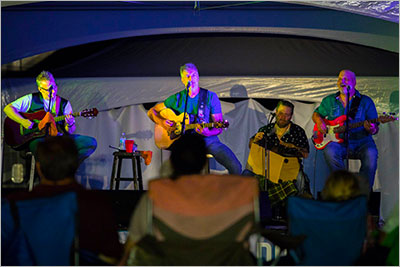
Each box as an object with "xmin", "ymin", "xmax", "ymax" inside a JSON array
[
  {"xmin": 4, "ymin": 108, "xmax": 98, "ymax": 150},
  {"xmin": 312, "ymin": 114, "xmax": 397, "ymax": 150},
  {"xmin": 153, "ymin": 108, "xmax": 229, "ymax": 149}
]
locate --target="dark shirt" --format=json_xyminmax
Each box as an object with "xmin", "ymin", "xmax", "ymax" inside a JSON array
[{"xmin": 254, "ymin": 122, "xmax": 309, "ymax": 157}]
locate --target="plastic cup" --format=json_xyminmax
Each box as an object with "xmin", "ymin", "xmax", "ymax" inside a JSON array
[{"xmin": 125, "ymin": 140, "xmax": 135, "ymax": 153}]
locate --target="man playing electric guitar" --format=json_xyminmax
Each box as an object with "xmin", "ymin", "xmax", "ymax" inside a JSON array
[
  {"xmin": 312, "ymin": 69, "xmax": 379, "ymax": 190},
  {"xmin": 147, "ymin": 63, "xmax": 242, "ymax": 174},
  {"xmin": 3, "ymin": 71, "xmax": 97, "ymax": 164}
]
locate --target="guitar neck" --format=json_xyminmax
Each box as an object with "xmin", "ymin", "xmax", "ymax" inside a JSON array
[
  {"xmin": 350, "ymin": 118, "xmax": 380, "ymax": 129},
  {"xmin": 54, "ymin": 112, "xmax": 81, "ymax": 122},
  {"xmin": 335, "ymin": 118, "xmax": 380, "ymax": 133},
  {"xmin": 185, "ymin": 122, "xmax": 218, "ymax": 130}
]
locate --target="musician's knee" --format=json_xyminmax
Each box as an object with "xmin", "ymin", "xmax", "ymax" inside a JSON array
[{"xmin": 323, "ymin": 142, "xmax": 343, "ymax": 160}]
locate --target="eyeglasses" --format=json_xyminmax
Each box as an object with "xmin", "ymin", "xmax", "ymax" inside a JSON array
[{"xmin": 38, "ymin": 85, "xmax": 54, "ymax": 92}]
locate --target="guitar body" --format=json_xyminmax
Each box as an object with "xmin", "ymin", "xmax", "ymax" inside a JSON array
[
  {"xmin": 154, "ymin": 110, "xmax": 186, "ymax": 149},
  {"xmin": 153, "ymin": 108, "xmax": 229, "ymax": 149},
  {"xmin": 312, "ymin": 114, "xmax": 397, "ymax": 150},
  {"xmin": 4, "ymin": 111, "xmax": 56, "ymax": 150},
  {"xmin": 312, "ymin": 115, "xmax": 346, "ymax": 150},
  {"xmin": 4, "ymin": 108, "xmax": 98, "ymax": 150}
]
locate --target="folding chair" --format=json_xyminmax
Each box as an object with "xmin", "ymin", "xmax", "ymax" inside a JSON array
[
  {"xmin": 287, "ymin": 195, "xmax": 368, "ymax": 266},
  {"xmin": 127, "ymin": 174, "xmax": 260, "ymax": 265},
  {"xmin": 2, "ymin": 192, "xmax": 79, "ymax": 266}
]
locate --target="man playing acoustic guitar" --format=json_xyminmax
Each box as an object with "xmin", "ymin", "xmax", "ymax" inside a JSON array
[
  {"xmin": 4, "ymin": 71, "xmax": 97, "ymax": 164},
  {"xmin": 312, "ymin": 70, "xmax": 379, "ymax": 190},
  {"xmin": 147, "ymin": 63, "xmax": 242, "ymax": 174}
]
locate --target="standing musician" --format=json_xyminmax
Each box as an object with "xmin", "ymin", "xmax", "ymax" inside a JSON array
[
  {"xmin": 312, "ymin": 69, "xmax": 379, "ymax": 190},
  {"xmin": 147, "ymin": 63, "xmax": 242, "ymax": 174},
  {"xmin": 3, "ymin": 71, "xmax": 97, "ymax": 164},
  {"xmin": 243, "ymin": 100, "xmax": 310, "ymax": 207}
]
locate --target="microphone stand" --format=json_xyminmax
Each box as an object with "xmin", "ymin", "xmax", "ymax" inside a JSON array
[
  {"xmin": 264, "ymin": 112, "xmax": 276, "ymax": 191},
  {"xmin": 44, "ymin": 88, "xmax": 53, "ymax": 137},
  {"xmin": 180, "ymin": 82, "xmax": 190, "ymax": 135},
  {"xmin": 345, "ymin": 87, "xmax": 350, "ymax": 171}
]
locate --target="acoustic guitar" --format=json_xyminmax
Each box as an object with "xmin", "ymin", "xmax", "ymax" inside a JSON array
[
  {"xmin": 312, "ymin": 114, "xmax": 397, "ymax": 150},
  {"xmin": 153, "ymin": 107, "xmax": 229, "ymax": 149},
  {"xmin": 4, "ymin": 108, "xmax": 98, "ymax": 150}
]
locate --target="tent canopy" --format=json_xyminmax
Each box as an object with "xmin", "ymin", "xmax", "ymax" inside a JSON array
[
  {"xmin": 2, "ymin": 1, "xmax": 399, "ymax": 65},
  {"xmin": 1, "ymin": 1, "xmax": 399, "ymax": 221}
]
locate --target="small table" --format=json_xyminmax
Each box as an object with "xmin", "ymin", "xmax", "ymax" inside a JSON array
[{"xmin": 110, "ymin": 151, "xmax": 143, "ymax": 190}]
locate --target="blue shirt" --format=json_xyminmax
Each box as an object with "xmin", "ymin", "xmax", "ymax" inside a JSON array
[{"xmin": 314, "ymin": 90, "xmax": 378, "ymax": 141}]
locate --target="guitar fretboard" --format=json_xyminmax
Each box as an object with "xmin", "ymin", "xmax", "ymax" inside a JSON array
[
  {"xmin": 334, "ymin": 118, "xmax": 381, "ymax": 133},
  {"xmin": 185, "ymin": 122, "xmax": 222, "ymax": 130},
  {"xmin": 54, "ymin": 112, "xmax": 81, "ymax": 122}
]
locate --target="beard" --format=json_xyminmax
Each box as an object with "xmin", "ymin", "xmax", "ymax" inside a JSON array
[{"xmin": 276, "ymin": 119, "xmax": 290, "ymax": 128}]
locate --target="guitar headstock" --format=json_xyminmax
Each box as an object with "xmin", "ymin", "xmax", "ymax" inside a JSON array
[
  {"xmin": 216, "ymin": 120, "xmax": 229, "ymax": 129},
  {"xmin": 81, "ymin": 108, "xmax": 99, "ymax": 119},
  {"xmin": 378, "ymin": 113, "xmax": 398, "ymax": 123}
]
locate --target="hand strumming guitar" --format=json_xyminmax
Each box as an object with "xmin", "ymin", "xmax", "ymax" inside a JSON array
[{"xmin": 38, "ymin": 112, "xmax": 58, "ymax": 136}]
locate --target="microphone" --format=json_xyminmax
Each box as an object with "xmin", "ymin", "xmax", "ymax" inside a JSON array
[
  {"xmin": 186, "ymin": 81, "xmax": 191, "ymax": 90},
  {"xmin": 270, "ymin": 112, "xmax": 276, "ymax": 118}
]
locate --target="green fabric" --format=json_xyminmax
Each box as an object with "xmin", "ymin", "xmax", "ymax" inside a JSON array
[
  {"xmin": 164, "ymin": 89, "xmax": 221, "ymax": 123},
  {"xmin": 127, "ymin": 215, "xmax": 256, "ymax": 266},
  {"xmin": 381, "ymin": 226, "xmax": 399, "ymax": 266}
]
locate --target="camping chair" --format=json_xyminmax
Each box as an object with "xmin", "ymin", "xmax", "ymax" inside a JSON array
[
  {"xmin": 2, "ymin": 192, "xmax": 79, "ymax": 265},
  {"xmin": 126, "ymin": 174, "xmax": 260, "ymax": 265},
  {"xmin": 1, "ymin": 191, "xmax": 110, "ymax": 266},
  {"xmin": 287, "ymin": 195, "xmax": 368, "ymax": 266}
]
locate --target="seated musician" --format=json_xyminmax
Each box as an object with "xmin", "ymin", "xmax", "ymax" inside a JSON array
[
  {"xmin": 147, "ymin": 63, "xmax": 242, "ymax": 174},
  {"xmin": 243, "ymin": 100, "xmax": 310, "ymax": 208},
  {"xmin": 3, "ymin": 70, "xmax": 97, "ymax": 164},
  {"xmin": 312, "ymin": 70, "xmax": 379, "ymax": 191}
]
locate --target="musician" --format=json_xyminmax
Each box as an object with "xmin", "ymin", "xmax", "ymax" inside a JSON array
[
  {"xmin": 251, "ymin": 100, "xmax": 309, "ymax": 159},
  {"xmin": 243, "ymin": 100, "xmax": 310, "ymax": 206},
  {"xmin": 312, "ymin": 69, "xmax": 379, "ymax": 190},
  {"xmin": 147, "ymin": 63, "xmax": 242, "ymax": 174},
  {"xmin": 3, "ymin": 71, "xmax": 97, "ymax": 164}
]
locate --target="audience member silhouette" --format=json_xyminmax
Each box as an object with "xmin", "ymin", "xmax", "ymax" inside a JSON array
[
  {"xmin": 3, "ymin": 136, "xmax": 122, "ymax": 265},
  {"xmin": 321, "ymin": 170, "xmax": 361, "ymax": 201}
]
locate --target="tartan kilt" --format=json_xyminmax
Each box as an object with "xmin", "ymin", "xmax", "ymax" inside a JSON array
[{"xmin": 255, "ymin": 175, "xmax": 298, "ymax": 206}]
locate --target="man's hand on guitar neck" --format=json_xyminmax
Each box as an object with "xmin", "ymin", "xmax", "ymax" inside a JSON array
[
  {"xmin": 363, "ymin": 120, "xmax": 378, "ymax": 135},
  {"xmin": 195, "ymin": 124, "xmax": 211, "ymax": 136}
]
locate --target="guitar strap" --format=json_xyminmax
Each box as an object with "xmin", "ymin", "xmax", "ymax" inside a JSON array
[
  {"xmin": 196, "ymin": 88, "xmax": 208, "ymax": 123},
  {"xmin": 335, "ymin": 91, "xmax": 361, "ymax": 120},
  {"xmin": 348, "ymin": 95, "xmax": 361, "ymax": 120}
]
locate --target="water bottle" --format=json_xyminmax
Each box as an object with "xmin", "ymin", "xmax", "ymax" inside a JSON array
[
  {"xmin": 132, "ymin": 143, "xmax": 138, "ymax": 152},
  {"xmin": 119, "ymin": 132, "xmax": 126, "ymax": 151}
]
